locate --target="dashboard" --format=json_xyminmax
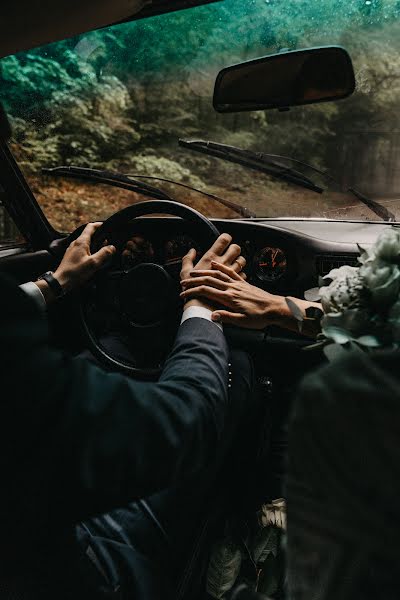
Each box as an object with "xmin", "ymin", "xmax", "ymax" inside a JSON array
[
  {"xmin": 0, "ymin": 200, "xmax": 392, "ymax": 380},
  {"xmin": 0, "ymin": 214, "xmax": 386, "ymax": 370},
  {"xmin": 111, "ymin": 216, "xmax": 383, "ymax": 300},
  {"xmin": 118, "ymin": 229, "xmax": 288, "ymax": 286}
]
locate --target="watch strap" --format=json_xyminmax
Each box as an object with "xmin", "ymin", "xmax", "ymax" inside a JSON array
[{"xmin": 37, "ymin": 271, "xmax": 65, "ymax": 298}]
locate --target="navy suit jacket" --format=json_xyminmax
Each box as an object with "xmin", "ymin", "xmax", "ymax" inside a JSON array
[{"xmin": 0, "ymin": 273, "xmax": 229, "ymax": 593}]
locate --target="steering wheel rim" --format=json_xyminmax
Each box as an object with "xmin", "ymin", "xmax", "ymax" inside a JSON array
[{"xmin": 80, "ymin": 200, "xmax": 220, "ymax": 379}]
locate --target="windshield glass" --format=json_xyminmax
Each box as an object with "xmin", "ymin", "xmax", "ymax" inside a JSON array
[{"xmin": 1, "ymin": 0, "xmax": 400, "ymax": 230}]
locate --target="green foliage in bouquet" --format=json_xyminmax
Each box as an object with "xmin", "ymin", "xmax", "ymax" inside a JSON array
[{"xmin": 294, "ymin": 227, "xmax": 400, "ymax": 360}]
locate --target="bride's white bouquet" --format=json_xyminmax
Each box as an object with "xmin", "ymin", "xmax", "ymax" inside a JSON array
[{"xmin": 293, "ymin": 227, "xmax": 400, "ymax": 359}]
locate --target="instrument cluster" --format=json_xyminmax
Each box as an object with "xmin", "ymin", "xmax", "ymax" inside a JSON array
[
  {"xmin": 118, "ymin": 231, "xmax": 288, "ymax": 287},
  {"xmin": 214, "ymin": 238, "xmax": 289, "ymax": 284},
  {"xmin": 118, "ymin": 233, "xmax": 201, "ymax": 276}
]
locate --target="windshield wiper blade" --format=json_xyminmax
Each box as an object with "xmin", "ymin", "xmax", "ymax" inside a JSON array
[
  {"xmin": 249, "ymin": 152, "xmax": 396, "ymax": 222},
  {"xmin": 180, "ymin": 139, "xmax": 396, "ymax": 222},
  {"xmin": 348, "ymin": 187, "xmax": 396, "ymax": 222},
  {"xmin": 43, "ymin": 164, "xmax": 254, "ymax": 219},
  {"xmin": 179, "ymin": 139, "xmax": 324, "ymax": 194},
  {"xmin": 127, "ymin": 174, "xmax": 256, "ymax": 218},
  {"xmin": 42, "ymin": 166, "xmax": 173, "ymax": 201}
]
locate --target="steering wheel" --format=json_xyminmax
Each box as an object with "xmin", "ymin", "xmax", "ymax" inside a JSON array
[{"xmin": 79, "ymin": 200, "xmax": 220, "ymax": 379}]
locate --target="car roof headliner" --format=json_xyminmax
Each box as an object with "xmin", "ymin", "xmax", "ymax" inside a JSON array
[
  {"xmin": 0, "ymin": 0, "xmax": 221, "ymax": 59},
  {"xmin": 131, "ymin": 0, "xmax": 220, "ymax": 20}
]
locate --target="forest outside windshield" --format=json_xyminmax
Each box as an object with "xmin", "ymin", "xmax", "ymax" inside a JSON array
[{"xmin": 1, "ymin": 0, "xmax": 400, "ymax": 231}]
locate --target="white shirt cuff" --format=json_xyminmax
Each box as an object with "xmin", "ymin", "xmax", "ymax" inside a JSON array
[
  {"xmin": 181, "ymin": 305, "xmax": 223, "ymax": 331},
  {"xmin": 19, "ymin": 281, "xmax": 46, "ymax": 312}
]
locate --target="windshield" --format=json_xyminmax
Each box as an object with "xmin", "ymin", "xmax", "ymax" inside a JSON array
[{"xmin": 1, "ymin": 0, "xmax": 400, "ymax": 230}]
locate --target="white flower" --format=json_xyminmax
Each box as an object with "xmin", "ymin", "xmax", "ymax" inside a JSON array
[
  {"xmin": 372, "ymin": 227, "xmax": 400, "ymax": 264},
  {"xmin": 360, "ymin": 261, "xmax": 400, "ymax": 311},
  {"xmin": 319, "ymin": 265, "xmax": 361, "ymax": 313},
  {"xmin": 309, "ymin": 226, "xmax": 400, "ymax": 359},
  {"xmin": 322, "ymin": 265, "xmax": 359, "ymax": 284}
]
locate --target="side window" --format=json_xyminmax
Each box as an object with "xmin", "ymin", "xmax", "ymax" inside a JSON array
[{"xmin": 0, "ymin": 201, "xmax": 24, "ymax": 247}]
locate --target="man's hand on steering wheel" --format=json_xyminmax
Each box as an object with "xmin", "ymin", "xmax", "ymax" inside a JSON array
[
  {"xmin": 35, "ymin": 223, "xmax": 116, "ymax": 303},
  {"xmin": 180, "ymin": 233, "xmax": 246, "ymax": 311}
]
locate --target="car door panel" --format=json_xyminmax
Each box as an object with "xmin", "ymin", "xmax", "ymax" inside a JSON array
[{"xmin": 0, "ymin": 248, "xmax": 55, "ymax": 284}]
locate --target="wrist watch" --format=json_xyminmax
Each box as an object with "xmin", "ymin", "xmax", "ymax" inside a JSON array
[{"xmin": 37, "ymin": 271, "xmax": 65, "ymax": 299}]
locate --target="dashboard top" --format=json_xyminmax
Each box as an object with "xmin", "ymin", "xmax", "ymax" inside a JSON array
[
  {"xmin": 251, "ymin": 219, "xmax": 393, "ymax": 245},
  {"xmin": 1, "ymin": 216, "xmax": 392, "ymax": 300}
]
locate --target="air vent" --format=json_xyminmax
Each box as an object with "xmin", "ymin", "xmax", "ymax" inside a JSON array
[{"xmin": 316, "ymin": 254, "xmax": 359, "ymax": 277}]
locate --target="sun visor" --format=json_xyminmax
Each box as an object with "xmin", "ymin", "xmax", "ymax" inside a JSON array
[{"xmin": 0, "ymin": 0, "xmax": 152, "ymax": 58}]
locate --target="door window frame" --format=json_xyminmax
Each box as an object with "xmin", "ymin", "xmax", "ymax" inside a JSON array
[{"xmin": 0, "ymin": 140, "xmax": 57, "ymax": 251}]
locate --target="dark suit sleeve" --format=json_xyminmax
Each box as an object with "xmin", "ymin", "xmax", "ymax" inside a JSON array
[{"xmin": 0, "ymin": 275, "xmax": 229, "ymax": 520}]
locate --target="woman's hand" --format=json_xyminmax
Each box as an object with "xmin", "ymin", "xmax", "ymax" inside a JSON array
[
  {"xmin": 180, "ymin": 234, "xmax": 246, "ymax": 280},
  {"xmin": 180, "ymin": 234, "xmax": 246, "ymax": 311},
  {"xmin": 181, "ymin": 261, "xmax": 288, "ymax": 329},
  {"xmin": 181, "ymin": 261, "xmax": 323, "ymax": 335}
]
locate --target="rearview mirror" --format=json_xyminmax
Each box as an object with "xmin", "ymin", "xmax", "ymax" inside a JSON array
[{"xmin": 213, "ymin": 46, "xmax": 355, "ymax": 113}]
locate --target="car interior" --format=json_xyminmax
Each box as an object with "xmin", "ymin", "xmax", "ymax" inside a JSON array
[{"xmin": 1, "ymin": 0, "xmax": 399, "ymax": 597}]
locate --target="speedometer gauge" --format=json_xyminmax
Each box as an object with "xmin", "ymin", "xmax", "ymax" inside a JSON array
[{"xmin": 255, "ymin": 247, "xmax": 287, "ymax": 282}]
